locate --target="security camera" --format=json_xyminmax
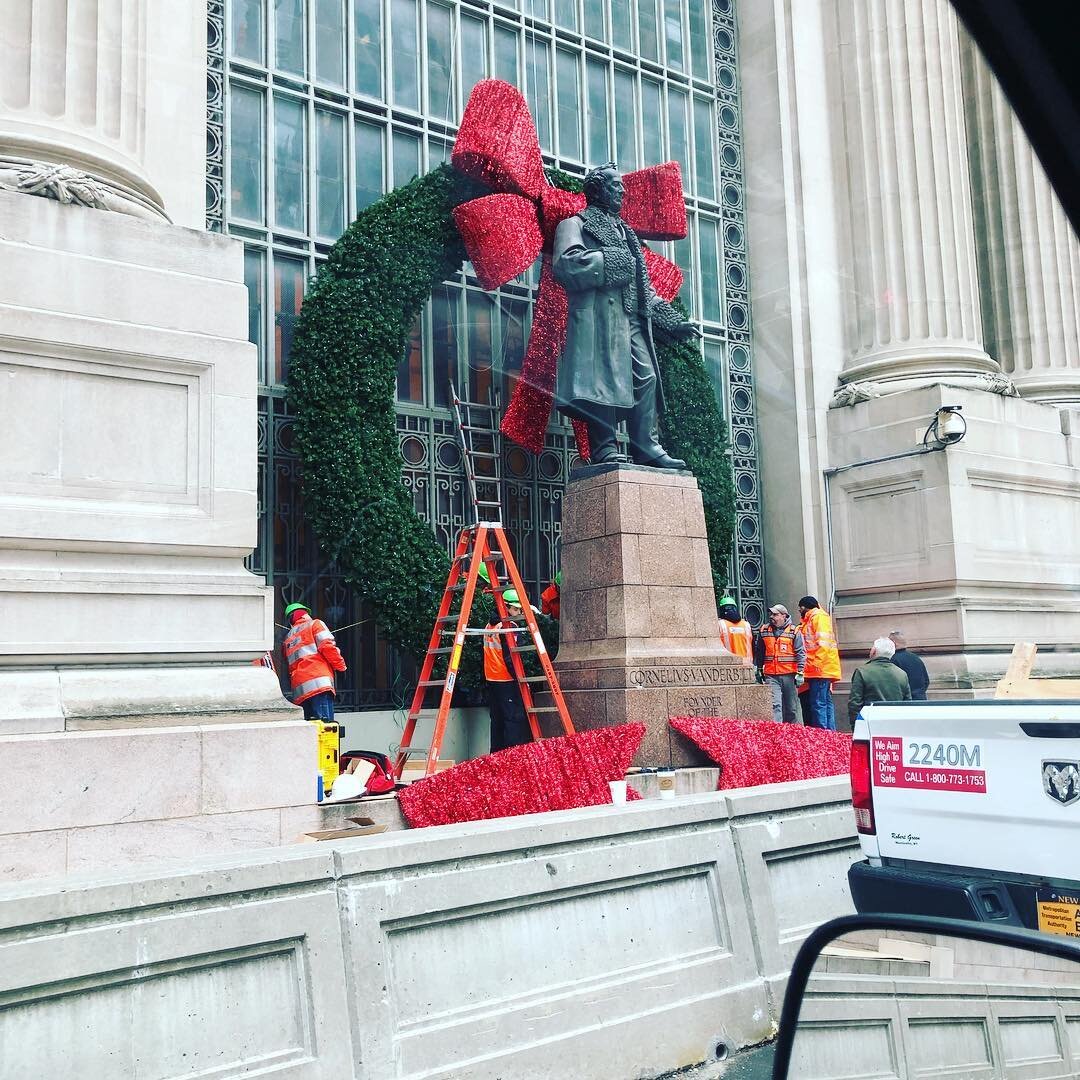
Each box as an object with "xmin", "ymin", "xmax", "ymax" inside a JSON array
[{"xmin": 934, "ymin": 405, "xmax": 967, "ymax": 445}]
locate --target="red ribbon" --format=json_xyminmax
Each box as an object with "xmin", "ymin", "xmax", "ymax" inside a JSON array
[{"xmin": 451, "ymin": 79, "xmax": 688, "ymax": 457}]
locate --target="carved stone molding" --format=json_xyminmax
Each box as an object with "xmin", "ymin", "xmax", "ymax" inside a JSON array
[
  {"xmin": 0, "ymin": 0, "xmax": 171, "ymax": 220},
  {"xmin": 831, "ymin": 372, "xmax": 1019, "ymax": 408},
  {"xmin": 971, "ymin": 371, "xmax": 1020, "ymax": 397},
  {"xmin": 830, "ymin": 380, "xmax": 883, "ymax": 409},
  {"xmin": 0, "ymin": 157, "xmax": 168, "ymax": 221}
]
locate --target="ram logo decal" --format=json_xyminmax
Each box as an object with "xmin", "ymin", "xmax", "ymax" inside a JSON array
[{"xmin": 1042, "ymin": 761, "xmax": 1080, "ymax": 807}]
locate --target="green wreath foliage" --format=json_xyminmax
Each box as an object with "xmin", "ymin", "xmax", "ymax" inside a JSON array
[
  {"xmin": 288, "ymin": 163, "xmax": 738, "ymax": 679},
  {"xmin": 288, "ymin": 165, "xmax": 463, "ymax": 662},
  {"xmin": 657, "ymin": 298, "xmax": 738, "ymax": 597}
]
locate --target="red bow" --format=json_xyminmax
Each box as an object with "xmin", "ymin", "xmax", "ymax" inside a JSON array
[{"xmin": 451, "ymin": 79, "xmax": 688, "ymax": 457}]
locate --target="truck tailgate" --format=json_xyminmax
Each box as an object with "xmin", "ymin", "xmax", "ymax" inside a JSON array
[{"xmin": 862, "ymin": 701, "xmax": 1080, "ymax": 879}]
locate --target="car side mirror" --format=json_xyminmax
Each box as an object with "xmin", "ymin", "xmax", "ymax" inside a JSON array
[{"xmin": 772, "ymin": 914, "xmax": 1080, "ymax": 1079}]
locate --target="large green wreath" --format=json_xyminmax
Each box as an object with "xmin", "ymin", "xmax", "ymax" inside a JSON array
[{"xmin": 288, "ymin": 163, "xmax": 736, "ymax": 672}]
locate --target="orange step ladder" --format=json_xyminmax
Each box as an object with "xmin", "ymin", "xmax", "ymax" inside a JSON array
[{"xmin": 393, "ymin": 388, "xmax": 575, "ymax": 780}]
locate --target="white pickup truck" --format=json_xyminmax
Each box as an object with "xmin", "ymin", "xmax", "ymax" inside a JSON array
[{"xmin": 848, "ymin": 700, "xmax": 1080, "ymax": 939}]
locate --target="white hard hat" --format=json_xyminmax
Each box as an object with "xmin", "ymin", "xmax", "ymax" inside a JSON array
[{"xmin": 324, "ymin": 771, "xmax": 366, "ymax": 802}]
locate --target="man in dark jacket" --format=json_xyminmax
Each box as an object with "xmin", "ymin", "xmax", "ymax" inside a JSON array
[
  {"xmin": 552, "ymin": 162, "xmax": 698, "ymax": 467},
  {"xmin": 848, "ymin": 637, "xmax": 911, "ymax": 724},
  {"xmin": 888, "ymin": 630, "xmax": 929, "ymax": 699}
]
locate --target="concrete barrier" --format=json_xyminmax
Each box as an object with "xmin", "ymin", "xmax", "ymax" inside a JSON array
[
  {"xmin": 0, "ymin": 777, "xmax": 858, "ymax": 1078},
  {"xmin": 797, "ymin": 975, "xmax": 1080, "ymax": 1077}
]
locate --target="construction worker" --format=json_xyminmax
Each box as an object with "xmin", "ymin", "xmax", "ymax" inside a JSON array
[
  {"xmin": 717, "ymin": 596, "xmax": 753, "ymax": 665},
  {"xmin": 541, "ymin": 571, "xmax": 561, "ymax": 619},
  {"xmin": 483, "ymin": 589, "xmax": 532, "ymax": 753},
  {"xmin": 282, "ymin": 602, "xmax": 346, "ymax": 720},
  {"xmin": 798, "ymin": 595, "xmax": 840, "ymax": 730},
  {"xmin": 753, "ymin": 604, "xmax": 806, "ymax": 724}
]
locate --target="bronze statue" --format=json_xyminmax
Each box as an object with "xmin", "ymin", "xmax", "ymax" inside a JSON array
[{"xmin": 553, "ymin": 162, "xmax": 699, "ymax": 468}]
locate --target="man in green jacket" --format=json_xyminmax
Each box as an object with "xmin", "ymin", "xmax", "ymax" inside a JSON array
[{"xmin": 847, "ymin": 637, "xmax": 912, "ymax": 725}]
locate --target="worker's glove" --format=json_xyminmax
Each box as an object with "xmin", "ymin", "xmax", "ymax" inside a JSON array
[
  {"xmin": 795, "ymin": 673, "xmax": 805, "ymax": 688},
  {"xmin": 755, "ymin": 667, "xmax": 765, "ymax": 684}
]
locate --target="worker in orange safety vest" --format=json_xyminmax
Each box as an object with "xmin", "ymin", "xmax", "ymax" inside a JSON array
[
  {"xmin": 798, "ymin": 595, "xmax": 840, "ymax": 730},
  {"xmin": 282, "ymin": 602, "xmax": 347, "ymax": 720},
  {"xmin": 753, "ymin": 604, "xmax": 806, "ymax": 724},
  {"xmin": 483, "ymin": 589, "xmax": 532, "ymax": 753},
  {"xmin": 540, "ymin": 571, "xmax": 561, "ymax": 620},
  {"xmin": 717, "ymin": 595, "xmax": 753, "ymax": 664}
]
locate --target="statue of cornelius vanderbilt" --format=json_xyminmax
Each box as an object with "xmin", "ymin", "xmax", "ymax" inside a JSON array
[{"xmin": 553, "ymin": 162, "xmax": 699, "ymax": 469}]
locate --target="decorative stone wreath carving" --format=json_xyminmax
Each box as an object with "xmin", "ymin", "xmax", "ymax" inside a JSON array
[{"xmin": 0, "ymin": 156, "xmax": 168, "ymax": 221}]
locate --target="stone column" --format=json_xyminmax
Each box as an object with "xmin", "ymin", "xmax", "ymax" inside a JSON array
[
  {"xmin": 962, "ymin": 43, "xmax": 1080, "ymax": 407},
  {"xmin": 0, "ymin": 3, "xmax": 314, "ymax": 880},
  {"xmin": 835, "ymin": 0, "xmax": 1000, "ymax": 394},
  {"xmin": 0, "ymin": 0, "xmax": 165, "ymax": 219}
]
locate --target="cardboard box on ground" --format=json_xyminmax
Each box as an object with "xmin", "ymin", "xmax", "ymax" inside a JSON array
[{"xmin": 302, "ymin": 816, "xmax": 388, "ymax": 842}]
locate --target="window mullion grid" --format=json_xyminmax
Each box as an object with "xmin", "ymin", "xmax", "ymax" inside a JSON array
[
  {"xmin": 453, "ymin": 283, "xmax": 465, "ymax": 399},
  {"xmin": 452, "ymin": 2, "xmax": 464, "ymax": 122},
  {"xmin": 260, "ymin": 241, "xmax": 273, "ymax": 386},
  {"xmin": 603, "ymin": 53, "xmax": 615, "ymax": 165},
  {"xmin": 688, "ymin": 207, "xmax": 701, "ymax": 322},
  {"xmin": 344, "ymin": 97, "xmax": 357, "ymax": 223},
  {"xmin": 344, "ymin": 0, "xmax": 355, "ymax": 100},
  {"xmin": 426, "ymin": 289, "xmax": 437, "ymax": 410},
  {"xmin": 266, "ymin": 86, "xmax": 279, "ymax": 241},
  {"xmin": 306, "ymin": 0, "xmax": 316, "ymax": 87},
  {"xmin": 418, "ymin": 0, "xmax": 430, "ymax": 120},
  {"xmin": 566, "ymin": 46, "xmax": 585, "ymax": 166},
  {"xmin": 305, "ymin": 90, "xmax": 316, "ymax": 243},
  {"xmin": 384, "ymin": 0, "xmax": 396, "ymax": 112},
  {"xmin": 611, "ymin": 64, "xmax": 641, "ymax": 172}
]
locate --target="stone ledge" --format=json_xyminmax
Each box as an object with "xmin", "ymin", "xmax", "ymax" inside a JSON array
[
  {"xmin": 0, "ymin": 665, "xmax": 300, "ymax": 735},
  {"xmin": 569, "ymin": 461, "xmax": 695, "ymax": 484},
  {"xmin": 0, "ymin": 721, "xmax": 316, "ymax": 854}
]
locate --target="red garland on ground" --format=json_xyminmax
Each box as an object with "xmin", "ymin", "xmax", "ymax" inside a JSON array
[
  {"xmin": 451, "ymin": 79, "xmax": 688, "ymax": 457},
  {"xmin": 670, "ymin": 716, "xmax": 852, "ymax": 790},
  {"xmin": 398, "ymin": 723, "xmax": 646, "ymax": 828}
]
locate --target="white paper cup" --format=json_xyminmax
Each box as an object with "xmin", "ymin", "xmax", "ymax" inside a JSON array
[
  {"xmin": 657, "ymin": 769, "xmax": 676, "ymax": 800},
  {"xmin": 608, "ymin": 779, "xmax": 628, "ymax": 804}
]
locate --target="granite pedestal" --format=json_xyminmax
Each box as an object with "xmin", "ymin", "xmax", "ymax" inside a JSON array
[{"xmin": 551, "ymin": 464, "xmax": 772, "ymax": 766}]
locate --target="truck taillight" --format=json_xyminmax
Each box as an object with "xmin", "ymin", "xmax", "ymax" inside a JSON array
[{"xmin": 850, "ymin": 739, "xmax": 875, "ymax": 834}]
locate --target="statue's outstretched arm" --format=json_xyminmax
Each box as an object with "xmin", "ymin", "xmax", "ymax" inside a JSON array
[{"xmin": 648, "ymin": 293, "xmax": 700, "ymax": 340}]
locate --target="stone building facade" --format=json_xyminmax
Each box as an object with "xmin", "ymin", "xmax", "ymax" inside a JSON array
[
  {"xmin": 0, "ymin": 0, "xmax": 313, "ymax": 878},
  {"xmin": 742, "ymin": 0, "xmax": 1080, "ymax": 692},
  {"xmin": 2, "ymin": 0, "xmax": 1078, "ymax": 728},
  {"xmin": 205, "ymin": 0, "xmax": 767, "ymax": 706}
]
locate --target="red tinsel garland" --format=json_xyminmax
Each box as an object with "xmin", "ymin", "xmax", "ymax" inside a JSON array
[
  {"xmin": 452, "ymin": 79, "xmax": 547, "ymax": 197},
  {"xmin": 451, "ymin": 79, "xmax": 689, "ymax": 458},
  {"xmin": 621, "ymin": 162, "xmax": 688, "ymax": 240},
  {"xmin": 453, "ymin": 193, "xmax": 545, "ymax": 291},
  {"xmin": 670, "ymin": 716, "xmax": 852, "ymax": 790},
  {"xmin": 398, "ymin": 723, "xmax": 646, "ymax": 828},
  {"xmin": 498, "ymin": 258, "xmax": 591, "ymax": 458},
  {"xmin": 641, "ymin": 247, "xmax": 684, "ymax": 304}
]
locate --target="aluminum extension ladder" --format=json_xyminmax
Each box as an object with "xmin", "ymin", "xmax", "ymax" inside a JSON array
[{"xmin": 392, "ymin": 387, "xmax": 575, "ymax": 779}]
